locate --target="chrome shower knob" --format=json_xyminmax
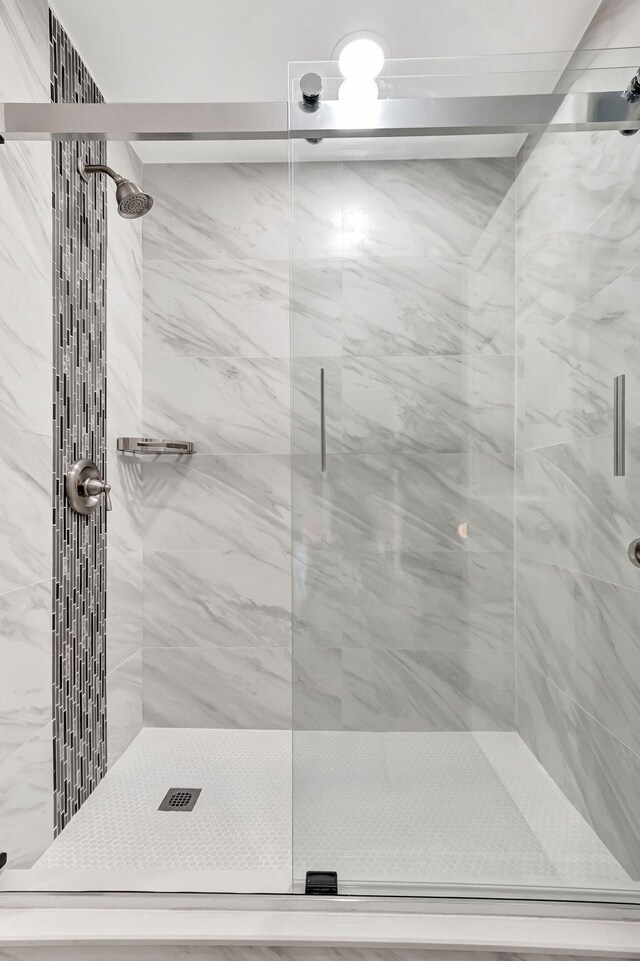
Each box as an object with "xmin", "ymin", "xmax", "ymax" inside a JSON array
[{"xmin": 66, "ymin": 458, "xmax": 112, "ymax": 515}]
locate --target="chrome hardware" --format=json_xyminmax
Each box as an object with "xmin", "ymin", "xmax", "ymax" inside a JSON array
[
  {"xmin": 614, "ymin": 374, "xmax": 626, "ymax": 477},
  {"xmin": 621, "ymin": 68, "xmax": 640, "ymax": 134},
  {"xmin": 117, "ymin": 437, "xmax": 195, "ymax": 455},
  {"xmin": 628, "ymin": 539, "xmax": 640, "ymax": 568},
  {"xmin": 66, "ymin": 459, "xmax": 112, "ymax": 515},
  {"xmin": 320, "ymin": 367, "xmax": 327, "ymax": 473},
  {"xmin": 4, "ymin": 91, "xmax": 640, "ymax": 144},
  {"xmin": 300, "ymin": 73, "xmax": 322, "ymax": 110},
  {"xmin": 300, "ymin": 73, "xmax": 323, "ymax": 144},
  {"xmin": 623, "ymin": 68, "xmax": 640, "ymax": 103}
]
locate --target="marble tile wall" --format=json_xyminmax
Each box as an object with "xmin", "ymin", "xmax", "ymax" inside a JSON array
[
  {"xmin": 105, "ymin": 141, "xmax": 144, "ymax": 765},
  {"xmin": 140, "ymin": 163, "xmax": 292, "ymax": 728},
  {"xmin": 0, "ymin": 0, "xmax": 53, "ymax": 867},
  {"xmin": 0, "ymin": 1, "xmax": 144, "ymax": 864},
  {"xmin": 291, "ymin": 157, "xmax": 516, "ymax": 732},
  {"xmin": 140, "ymin": 157, "xmax": 516, "ymax": 732},
  {"xmin": 515, "ymin": 10, "xmax": 640, "ymax": 877}
]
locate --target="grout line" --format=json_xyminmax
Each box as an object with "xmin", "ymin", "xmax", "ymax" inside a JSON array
[
  {"xmin": 518, "ymin": 656, "xmax": 640, "ymax": 763},
  {"xmin": 515, "ymin": 550, "xmax": 640, "ymax": 596}
]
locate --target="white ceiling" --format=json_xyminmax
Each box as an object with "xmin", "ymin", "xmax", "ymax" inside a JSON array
[{"xmin": 50, "ymin": 0, "xmax": 604, "ymax": 163}]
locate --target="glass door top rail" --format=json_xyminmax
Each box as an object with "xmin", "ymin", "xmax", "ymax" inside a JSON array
[{"xmin": 2, "ymin": 90, "xmax": 640, "ymax": 141}]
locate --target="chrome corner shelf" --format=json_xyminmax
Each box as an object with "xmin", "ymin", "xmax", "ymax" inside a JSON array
[{"xmin": 117, "ymin": 437, "xmax": 195, "ymax": 455}]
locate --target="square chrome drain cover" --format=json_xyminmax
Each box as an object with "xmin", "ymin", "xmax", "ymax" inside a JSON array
[{"xmin": 158, "ymin": 787, "xmax": 202, "ymax": 811}]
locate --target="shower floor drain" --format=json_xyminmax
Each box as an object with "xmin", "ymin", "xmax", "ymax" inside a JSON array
[{"xmin": 158, "ymin": 787, "xmax": 202, "ymax": 812}]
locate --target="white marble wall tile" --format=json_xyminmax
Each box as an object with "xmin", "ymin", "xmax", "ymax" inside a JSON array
[
  {"xmin": 292, "ymin": 159, "xmax": 514, "ymax": 260},
  {"xmin": 516, "ymin": 427, "xmax": 640, "ymax": 591},
  {"xmin": 293, "ymin": 644, "xmax": 342, "ymax": 730},
  {"xmin": 107, "ymin": 142, "xmax": 144, "ymax": 558},
  {"xmin": 0, "ymin": 140, "xmax": 52, "ymax": 437},
  {"xmin": 143, "ymin": 548, "xmax": 290, "ymax": 648},
  {"xmin": 291, "ymin": 260, "xmax": 343, "ymax": 358},
  {"xmin": 143, "ymin": 647, "xmax": 291, "ymax": 729},
  {"xmin": 341, "ymin": 254, "xmax": 514, "ymax": 358},
  {"xmin": 143, "ymin": 354, "xmax": 290, "ymax": 455},
  {"xmin": 516, "ymin": 554, "xmax": 640, "ymax": 757},
  {"xmin": 518, "ymin": 658, "xmax": 640, "ymax": 879},
  {"xmin": 347, "ymin": 550, "xmax": 513, "ymax": 652},
  {"xmin": 142, "ymin": 163, "xmax": 289, "ymax": 262},
  {"xmin": 106, "ymin": 141, "xmax": 144, "ymax": 765},
  {"xmin": 293, "ymin": 546, "xmax": 344, "ymax": 651},
  {"xmin": 342, "ymin": 649, "xmax": 515, "ymax": 732},
  {"xmin": 295, "ymin": 549, "xmax": 513, "ymax": 654},
  {"xmin": 143, "ymin": 259, "xmax": 289, "ymax": 359},
  {"xmin": 518, "ymin": 173, "xmax": 640, "ymax": 329},
  {"xmin": 107, "ymin": 144, "xmax": 143, "ymax": 439},
  {"xmin": 108, "ymin": 455, "xmax": 143, "ymax": 555},
  {"xmin": 107, "ymin": 550, "xmax": 143, "ymax": 674},
  {"xmin": 0, "ymin": 722, "xmax": 53, "ymax": 868},
  {"xmin": 143, "ymin": 454, "xmax": 290, "ymax": 554},
  {"xmin": 340, "ymin": 355, "xmax": 514, "ymax": 455},
  {"xmin": 107, "ymin": 653, "xmax": 143, "ymax": 768},
  {"xmin": 293, "ymin": 451, "xmax": 514, "ymax": 553},
  {"xmin": 0, "ymin": 579, "xmax": 51, "ymax": 764},
  {"xmin": 140, "ymin": 157, "xmax": 516, "ymax": 737},
  {"xmin": 0, "ymin": 0, "xmax": 48, "ymax": 101},
  {"xmin": 517, "ymin": 131, "xmax": 640, "ymax": 248},
  {"xmin": 517, "ymin": 263, "xmax": 640, "ymax": 451},
  {"xmin": 0, "ymin": 428, "xmax": 50, "ymax": 595}
]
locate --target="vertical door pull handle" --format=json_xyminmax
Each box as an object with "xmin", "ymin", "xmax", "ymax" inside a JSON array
[{"xmin": 614, "ymin": 374, "xmax": 626, "ymax": 477}]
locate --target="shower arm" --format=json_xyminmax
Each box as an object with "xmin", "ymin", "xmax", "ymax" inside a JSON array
[{"xmin": 78, "ymin": 160, "xmax": 126, "ymax": 185}]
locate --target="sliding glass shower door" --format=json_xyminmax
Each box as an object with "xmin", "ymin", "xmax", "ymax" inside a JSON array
[{"xmin": 289, "ymin": 52, "xmax": 640, "ymax": 899}]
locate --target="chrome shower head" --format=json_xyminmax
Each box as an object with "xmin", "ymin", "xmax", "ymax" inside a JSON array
[
  {"xmin": 77, "ymin": 157, "xmax": 154, "ymax": 219},
  {"xmin": 114, "ymin": 179, "xmax": 154, "ymax": 219}
]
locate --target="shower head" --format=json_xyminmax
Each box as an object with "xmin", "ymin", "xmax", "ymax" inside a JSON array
[{"xmin": 77, "ymin": 157, "xmax": 154, "ymax": 219}]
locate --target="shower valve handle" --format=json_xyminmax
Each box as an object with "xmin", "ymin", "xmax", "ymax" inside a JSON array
[
  {"xmin": 66, "ymin": 458, "xmax": 112, "ymax": 515},
  {"xmin": 82, "ymin": 476, "xmax": 112, "ymax": 512}
]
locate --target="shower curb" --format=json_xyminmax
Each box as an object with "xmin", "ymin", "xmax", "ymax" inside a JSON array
[{"xmin": 0, "ymin": 905, "xmax": 640, "ymax": 955}]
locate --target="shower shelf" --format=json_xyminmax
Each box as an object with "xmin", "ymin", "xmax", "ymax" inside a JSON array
[{"xmin": 116, "ymin": 437, "xmax": 196, "ymax": 455}]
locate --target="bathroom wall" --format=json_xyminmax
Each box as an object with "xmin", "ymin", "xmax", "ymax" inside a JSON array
[
  {"xmin": 0, "ymin": 0, "xmax": 144, "ymax": 865},
  {"xmin": 139, "ymin": 156, "xmax": 516, "ymax": 733},
  {"xmin": 0, "ymin": 0, "xmax": 53, "ymax": 867},
  {"xmin": 514, "ymin": 0, "xmax": 640, "ymax": 877},
  {"xmin": 140, "ymin": 163, "xmax": 292, "ymax": 728},
  {"xmin": 50, "ymin": 9, "xmax": 109, "ymax": 834},
  {"xmin": 291, "ymin": 157, "xmax": 516, "ymax": 731},
  {"xmin": 105, "ymin": 139, "xmax": 144, "ymax": 765}
]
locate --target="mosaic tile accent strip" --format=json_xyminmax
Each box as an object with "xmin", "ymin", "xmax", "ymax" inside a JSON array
[{"xmin": 50, "ymin": 10, "xmax": 108, "ymax": 835}]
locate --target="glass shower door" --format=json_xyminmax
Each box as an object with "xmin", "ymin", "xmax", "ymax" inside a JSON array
[
  {"xmin": 289, "ymin": 60, "xmax": 519, "ymax": 894},
  {"xmin": 290, "ymin": 53, "xmax": 640, "ymax": 900}
]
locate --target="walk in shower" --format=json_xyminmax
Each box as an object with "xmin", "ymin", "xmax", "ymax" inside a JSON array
[{"xmin": 2, "ymin": 0, "xmax": 640, "ymax": 909}]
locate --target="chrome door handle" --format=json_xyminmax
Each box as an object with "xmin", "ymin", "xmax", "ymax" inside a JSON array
[
  {"xmin": 320, "ymin": 367, "xmax": 326, "ymax": 473},
  {"xmin": 614, "ymin": 374, "xmax": 625, "ymax": 476}
]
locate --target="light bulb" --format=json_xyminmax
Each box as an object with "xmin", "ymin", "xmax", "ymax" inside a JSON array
[
  {"xmin": 338, "ymin": 78, "xmax": 379, "ymax": 102},
  {"xmin": 338, "ymin": 38, "xmax": 384, "ymax": 80}
]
